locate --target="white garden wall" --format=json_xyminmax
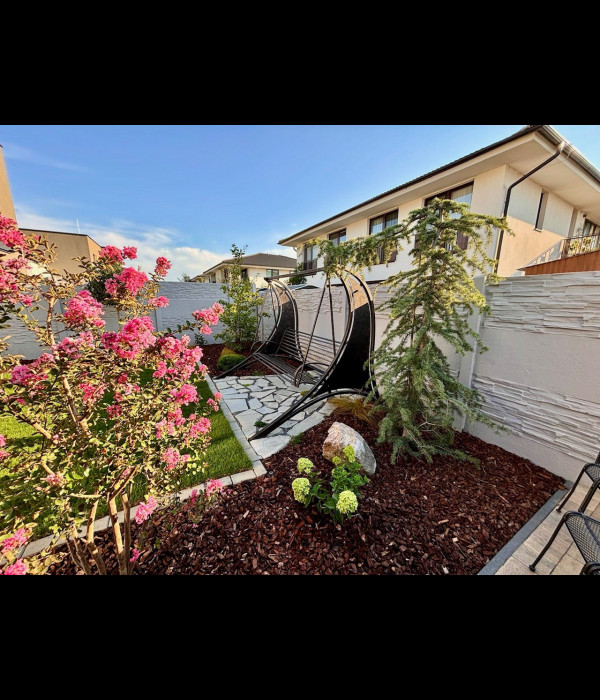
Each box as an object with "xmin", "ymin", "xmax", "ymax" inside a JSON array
[
  {"xmin": 466, "ymin": 271, "xmax": 600, "ymax": 482},
  {"xmin": 3, "ymin": 282, "xmax": 230, "ymax": 359}
]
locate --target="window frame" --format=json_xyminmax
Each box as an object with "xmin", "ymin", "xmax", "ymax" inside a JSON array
[
  {"xmin": 265, "ymin": 269, "xmax": 279, "ymax": 278},
  {"xmin": 328, "ymin": 229, "xmax": 347, "ymax": 246},
  {"xmin": 424, "ymin": 181, "xmax": 474, "ymax": 251},
  {"xmin": 369, "ymin": 209, "xmax": 399, "ymax": 264},
  {"xmin": 534, "ymin": 191, "xmax": 549, "ymax": 232},
  {"xmin": 301, "ymin": 243, "xmax": 318, "ymax": 271}
]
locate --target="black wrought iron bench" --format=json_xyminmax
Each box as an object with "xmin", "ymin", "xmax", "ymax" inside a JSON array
[
  {"xmin": 254, "ymin": 328, "xmax": 339, "ymax": 385},
  {"xmin": 530, "ymin": 511, "xmax": 600, "ymax": 575},
  {"xmin": 216, "ymin": 270, "xmax": 378, "ymax": 440}
]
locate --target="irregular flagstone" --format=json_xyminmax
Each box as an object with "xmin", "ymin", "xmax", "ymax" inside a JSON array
[
  {"xmin": 288, "ymin": 411, "xmax": 326, "ymax": 437},
  {"xmin": 252, "ymin": 435, "xmax": 291, "ymax": 459},
  {"xmin": 290, "ymin": 411, "xmax": 306, "ymax": 421},
  {"xmin": 319, "ymin": 401, "xmax": 337, "ymax": 416},
  {"xmin": 248, "ymin": 398, "xmax": 262, "ymax": 410},
  {"xmin": 235, "ymin": 409, "xmax": 263, "ymax": 433},
  {"xmin": 256, "ymin": 406, "xmax": 274, "ymax": 415},
  {"xmin": 225, "ymin": 399, "xmax": 248, "ymax": 413}
]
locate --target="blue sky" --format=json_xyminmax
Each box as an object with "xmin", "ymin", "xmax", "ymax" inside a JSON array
[{"xmin": 1, "ymin": 124, "xmax": 599, "ymax": 278}]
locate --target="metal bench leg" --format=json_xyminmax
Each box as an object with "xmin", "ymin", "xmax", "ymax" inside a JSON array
[
  {"xmin": 581, "ymin": 562, "xmax": 600, "ymax": 575},
  {"xmin": 529, "ymin": 513, "xmax": 569, "ymax": 572},
  {"xmin": 557, "ymin": 467, "xmax": 586, "ymax": 513},
  {"xmin": 577, "ymin": 480, "xmax": 600, "ymax": 515}
]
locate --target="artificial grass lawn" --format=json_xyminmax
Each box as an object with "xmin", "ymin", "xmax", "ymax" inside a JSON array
[{"xmin": 0, "ymin": 378, "xmax": 251, "ymax": 537}]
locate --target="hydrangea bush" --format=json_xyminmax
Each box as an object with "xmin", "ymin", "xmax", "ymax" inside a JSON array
[
  {"xmin": 0, "ymin": 217, "xmax": 223, "ymax": 575},
  {"xmin": 291, "ymin": 446, "xmax": 369, "ymax": 525}
]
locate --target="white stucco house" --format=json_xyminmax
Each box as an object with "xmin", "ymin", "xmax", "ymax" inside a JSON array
[
  {"xmin": 278, "ymin": 125, "xmax": 600, "ymax": 280},
  {"xmin": 197, "ymin": 252, "xmax": 297, "ymax": 288}
]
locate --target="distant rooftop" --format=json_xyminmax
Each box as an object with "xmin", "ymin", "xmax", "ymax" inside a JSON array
[
  {"xmin": 202, "ymin": 252, "xmax": 296, "ymax": 276},
  {"xmin": 20, "ymin": 228, "xmax": 103, "ymax": 249}
]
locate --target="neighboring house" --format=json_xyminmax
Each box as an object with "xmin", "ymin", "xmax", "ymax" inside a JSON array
[
  {"xmin": 20, "ymin": 229, "xmax": 103, "ymax": 275},
  {"xmin": 198, "ymin": 252, "xmax": 297, "ymax": 287},
  {"xmin": 278, "ymin": 125, "xmax": 600, "ymax": 280}
]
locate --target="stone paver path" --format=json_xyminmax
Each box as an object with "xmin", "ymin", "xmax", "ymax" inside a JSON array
[
  {"xmin": 495, "ymin": 482, "xmax": 600, "ymax": 575},
  {"xmin": 214, "ymin": 374, "xmax": 337, "ymax": 459}
]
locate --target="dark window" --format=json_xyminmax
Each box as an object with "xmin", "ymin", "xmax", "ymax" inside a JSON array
[
  {"xmin": 241, "ymin": 268, "xmax": 248, "ymax": 279},
  {"xmin": 328, "ymin": 229, "xmax": 346, "ymax": 246},
  {"xmin": 301, "ymin": 244, "xmax": 317, "ymax": 271},
  {"xmin": 582, "ymin": 219, "xmax": 599, "ymax": 237},
  {"xmin": 265, "ymin": 269, "xmax": 279, "ymax": 278},
  {"xmin": 425, "ymin": 182, "xmax": 474, "ymax": 250},
  {"xmin": 535, "ymin": 192, "xmax": 549, "ymax": 231},
  {"xmin": 369, "ymin": 210, "xmax": 398, "ymax": 263}
]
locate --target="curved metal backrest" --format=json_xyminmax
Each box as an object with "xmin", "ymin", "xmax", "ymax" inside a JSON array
[{"xmin": 255, "ymin": 279, "xmax": 298, "ymax": 352}]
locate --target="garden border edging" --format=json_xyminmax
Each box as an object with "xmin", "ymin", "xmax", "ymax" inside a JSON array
[
  {"xmin": 477, "ymin": 484, "xmax": 568, "ymax": 575},
  {"xmin": 20, "ymin": 374, "xmax": 267, "ymax": 560}
]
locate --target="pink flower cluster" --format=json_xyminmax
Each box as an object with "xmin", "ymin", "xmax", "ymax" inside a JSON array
[
  {"xmin": 80, "ymin": 382, "xmax": 106, "ymax": 405},
  {"xmin": 45, "ymin": 472, "xmax": 65, "ymax": 487},
  {"xmin": 1, "ymin": 559, "xmax": 27, "ymax": 575},
  {"xmin": 170, "ymin": 383, "xmax": 198, "ymax": 405},
  {"xmin": 53, "ymin": 332, "xmax": 95, "ymax": 360},
  {"xmin": 0, "ymin": 257, "xmax": 33, "ymax": 306},
  {"xmin": 1, "ymin": 528, "xmax": 30, "ymax": 554},
  {"xmin": 0, "ymin": 433, "xmax": 7, "ymax": 459},
  {"xmin": 130, "ymin": 548, "xmax": 140, "ymax": 563},
  {"xmin": 10, "ymin": 354, "xmax": 53, "ymax": 390},
  {"xmin": 102, "ymin": 316, "xmax": 156, "ymax": 359},
  {"xmin": 100, "ymin": 245, "xmax": 124, "ymax": 262},
  {"xmin": 161, "ymin": 447, "xmax": 190, "ymax": 470},
  {"xmin": 134, "ymin": 495, "xmax": 158, "ymax": 524},
  {"xmin": 205, "ymin": 479, "xmax": 224, "ymax": 499},
  {"xmin": 122, "ymin": 246, "xmax": 137, "ymax": 260},
  {"xmin": 0, "ymin": 216, "xmax": 27, "ymax": 248},
  {"xmin": 63, "ymin": 290, "xmax": 105, "ymax": 329},
  {"xmin": 154, "ymin": 257, "xmax": 171, "ymax": 277},
  {"xmin": 105, "ymin": 267, "xmax": 149, "ymax": 298},
  {"xmin": 206, "ymin": 398, "xmax": 219, "ymax": 412},
  {"xmin": 214, "ymin": 392, "xmax": 223, "ymax": 401},
  {"xmin": 192, "ymin": 303, "xmax": 224, "ymax": 335},
  {"xmin": 189, "ymin": 415, "xmax": 211, "ymax": 438},
  {"xmin": 148, "ymin": 296, "xmax": 169, "ymax": 308}
]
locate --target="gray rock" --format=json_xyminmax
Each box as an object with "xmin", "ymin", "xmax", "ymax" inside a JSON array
[
  {"xmin": 322, "ymin": 422, "xmax": 376, "ymax": 475},
  {"xmin": 248, "ymin": 398, "xmax": 262, "ymax": 410}
]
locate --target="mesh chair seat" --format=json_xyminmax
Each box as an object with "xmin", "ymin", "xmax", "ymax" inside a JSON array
[
  {"xmin": 584, "ymin": 463, "xmax": 600, "ymax": 482},
  {"xmin": 564, "ymin": 512, "xmax": 600, "ymax": 570}
]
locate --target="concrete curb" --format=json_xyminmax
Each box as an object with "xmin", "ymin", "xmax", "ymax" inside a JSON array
[
  {"xmin": 477, "ymin": 482, "xmax": 570, "ymax": 575},
  {"xmin": 21, "ymin": 375, "xmax": 267, "ymax": 560}
]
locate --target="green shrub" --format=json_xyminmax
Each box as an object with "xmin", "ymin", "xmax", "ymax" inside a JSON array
[
  {"xmin": 217, "ymin": 352, "xmax": 246, "ymax": 372},
  {"xmin": 290, "ymin": 446, "xmax": 369, "ymax": 524}
]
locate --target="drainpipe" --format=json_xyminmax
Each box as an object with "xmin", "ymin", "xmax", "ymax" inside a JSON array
[{"xmin": 494, "ymin": 141, "xmax": 568, "ymax": 271}]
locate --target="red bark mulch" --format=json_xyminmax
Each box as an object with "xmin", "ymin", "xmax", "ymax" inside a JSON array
[
  {"xmin": 200, "ymin": 342, "xmax": 278, "ymax": 377},
  {"xmin": 48, "ymin": 413, "xmax": 564, "ymax": 575}
]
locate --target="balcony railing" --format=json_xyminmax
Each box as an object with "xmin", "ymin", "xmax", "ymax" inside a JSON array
[
  {"xmin": 560, "ymin": 233, "xmax": 600, "ymax": 258},
  {"xmin": 300, "ymin": 260, "xmax": 318, "ymax": 271}
]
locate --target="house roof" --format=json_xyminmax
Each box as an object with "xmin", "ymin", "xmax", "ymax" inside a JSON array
[
  {"xmin": 20, "ymin": 228, "xmax": 104, "ymax": 249},
  {"xmin": 202, "ymin": 252, "xmax": 297, "ymax": 276},
  {"xmin": 278, "ymin": 125, "xmax": 600, "ymax": 245}
]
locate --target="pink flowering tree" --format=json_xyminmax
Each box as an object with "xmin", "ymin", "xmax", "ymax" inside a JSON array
[{"xmin": 0, "ymin": 217, "xmax": 223, "ymax": 575}]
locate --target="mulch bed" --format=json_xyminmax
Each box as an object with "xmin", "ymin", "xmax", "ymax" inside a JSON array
[
  {"xmin": 48, "ymin": 413, "xmax": 564, "ymax": 575},
  {"xmin": 200, "ymin": 342, "xmax": 278, "ymax": 377}
]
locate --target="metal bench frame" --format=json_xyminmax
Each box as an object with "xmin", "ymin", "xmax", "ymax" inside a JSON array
[{"xmin": 215, "ymin": 267, "xmax": 377, "ymax": 440}]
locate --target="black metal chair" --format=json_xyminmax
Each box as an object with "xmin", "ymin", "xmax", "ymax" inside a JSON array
[
  {"xmin": 556, "ymin": 462, "xmax": 600, "ymax": 515},
  {"xmin": 529, "ymin": 511, "xmax": 600, "ymax": 575}
]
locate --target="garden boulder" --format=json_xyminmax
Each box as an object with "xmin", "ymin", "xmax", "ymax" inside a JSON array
[{"xmin": 322, "ymin": 422, "xmax": 377, "ymax": 475}]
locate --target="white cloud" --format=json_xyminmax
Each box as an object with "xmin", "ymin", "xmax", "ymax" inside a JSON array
[
  {"xmin": 14, "ymin": 205, "xmax": 228, "ymax": 280},
  {"xmin": 3, "ymin": 143, "xmax": 92, "ymax": 173}
]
